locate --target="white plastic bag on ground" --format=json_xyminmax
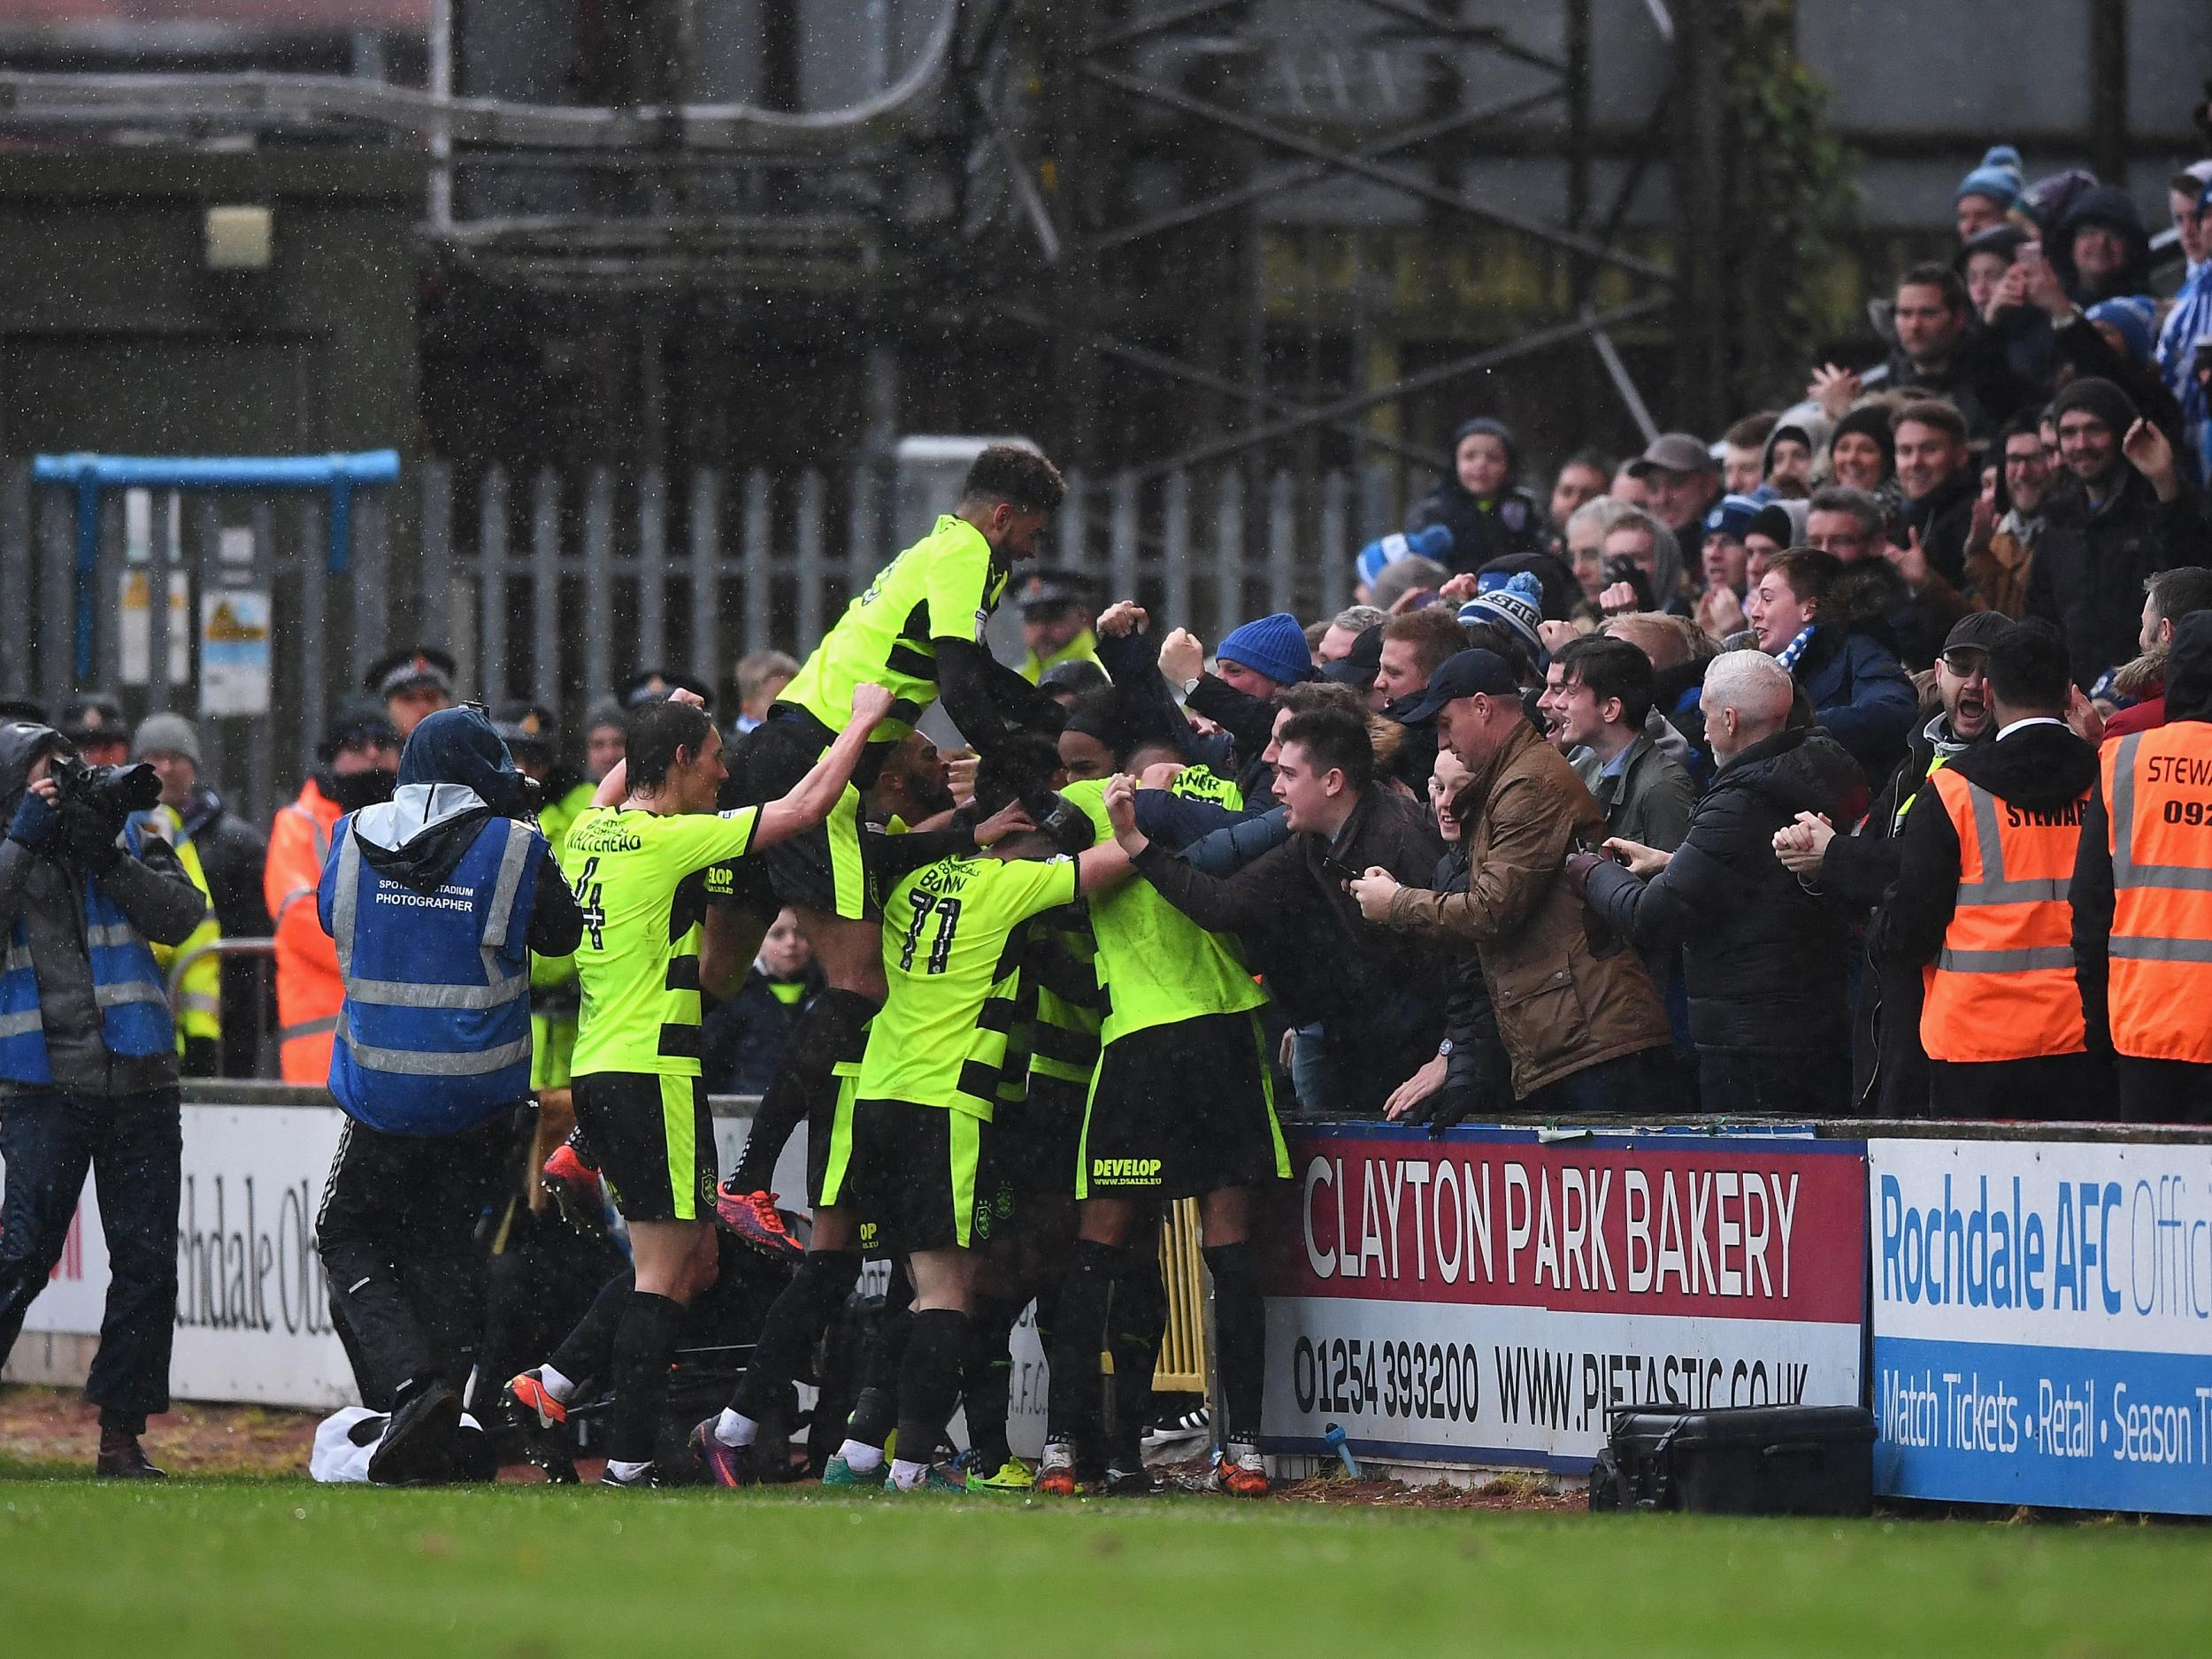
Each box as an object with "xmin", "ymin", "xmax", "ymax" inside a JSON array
[
  {"xmin": 311, "ymin": 1406, "xmax": 487, "ymax": 1482},
  {"xmin": 311, "ymin": 1407, "xmax": 387, "ymax": 1483}
]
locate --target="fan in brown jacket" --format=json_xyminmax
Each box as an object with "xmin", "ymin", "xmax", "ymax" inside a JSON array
[{"xmin": 1348, "ymin": 649, "xmax": 1678, "ymax": 1111}]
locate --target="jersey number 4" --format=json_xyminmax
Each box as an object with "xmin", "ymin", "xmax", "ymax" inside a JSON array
[
  {"xmin": 899, "ymin": 891, "xmax": 962, "ymax": 975},
  {"xmin": 572, "ymin": 856, "xmax": 608, "ymax": 951}
]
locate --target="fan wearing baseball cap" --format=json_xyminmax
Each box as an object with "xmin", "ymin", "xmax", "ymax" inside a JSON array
[
  {"xmin": 1625, "ymin": 433, "xmax": 1723, "ymax": 549},
  {"xmin": 1350, "ymin": 650, "xmax": 1675, "ymax": 1111}
]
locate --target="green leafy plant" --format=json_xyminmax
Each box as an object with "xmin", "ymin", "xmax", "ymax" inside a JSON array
[{"xmin": 1713, "ymin": 0, "xmax": 1860, "ymax": 408}]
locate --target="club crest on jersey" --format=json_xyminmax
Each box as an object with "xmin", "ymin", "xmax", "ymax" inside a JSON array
[{"xmin": 1502, "ymin": 499, "xmax": 1528, "ymax": 532}]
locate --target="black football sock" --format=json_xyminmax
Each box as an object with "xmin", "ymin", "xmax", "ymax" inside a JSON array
[
  {"xmin": 962, "ymin": 1295, "xmax": 1024, "ymax": 1471},
  {"xmin": 1045, "ymin": 1239, "xmax": 1125, "ymax": 1448},
  {"xmin": 608, "ymin": 1291, "xmax": 684, "ymax": 1466},
  {"xmin": 729, "ymin": 988, "xmax": 879, "ymax": 1194},
  {"xmin": 864, "ymin": 1279, "xmax": 916, "ymax": 1395},
  {"xmin": 1203, "ymin": 1241, "xmax": 1264, "ymax": 1445},
  {"xmin": 1031, "ymin": 1276, "xmax": 1060, "ymax": 1358},
  {"xmin": 1110, "ymin": 1256, "xmax": 1168, "ymax": 1465},
  {"xmin": 730, "ymin": 1248, "xmax": 860, "ymax": 1418},
  {"xmin": 546, "ymin": 1268, "xmax": 632, "ymax": 1389},
  {"xmin": 842, "ymin": 1276, "xmax": 916, "ymax": 1450},
  {"xmin": 894, "ymin": 1308, "xmax": 971, "ymax": 1472}
]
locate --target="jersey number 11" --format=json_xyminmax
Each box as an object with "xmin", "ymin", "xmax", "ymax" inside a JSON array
[{"xmin": 899, "ymin": 891, "xmax": 962, "ymax": 975}]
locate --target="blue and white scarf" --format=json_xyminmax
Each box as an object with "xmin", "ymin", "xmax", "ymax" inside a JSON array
[
  {"xmin": 2155, "ymin": 257, "xmax": 2212, "ymax": 486},
  {"xmin": 1774, "ymin": 623, "xmax": 1818, "ymax": 674}
]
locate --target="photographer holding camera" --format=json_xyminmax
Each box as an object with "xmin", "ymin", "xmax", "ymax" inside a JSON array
[
  {"xmin": 0, "ymin": 720, "xmax": 210, "ymax": 1479},
  {"xmin": 311, "ymin": 706, "xmax": 582, "ymax": 1485}
]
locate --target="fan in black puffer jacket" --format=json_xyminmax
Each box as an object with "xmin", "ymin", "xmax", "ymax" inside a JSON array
[{"xmin": 1581, "ymin": 725, "xmax": 1867, "ymax": 1114}]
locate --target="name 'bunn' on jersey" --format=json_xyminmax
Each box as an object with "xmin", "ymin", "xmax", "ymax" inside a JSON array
[{"xmin": 913, "ymin": 857, "xmax": 984, "ymax": 899}]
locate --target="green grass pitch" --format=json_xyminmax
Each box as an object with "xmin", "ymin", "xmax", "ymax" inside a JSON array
[{"xmin": 4, "ymin": 1471, "xmax": 2210, "ymax": 1657}]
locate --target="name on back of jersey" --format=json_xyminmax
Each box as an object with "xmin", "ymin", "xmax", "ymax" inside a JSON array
[
  {"xmin": 570, "ymin": 818, "xmax": 644, "ymax": 854},
  {"xmin": 913, "ymin": 855, "xmax": 1070, "ymax": 898},
  {"xmin": 915, "ymin": 859, "xmax": 978, "ymax": 896}
]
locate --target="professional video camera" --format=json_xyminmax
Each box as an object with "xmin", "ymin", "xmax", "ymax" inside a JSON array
[{"xmin": 49, "ymin": 755, "xmax": 163, "ymax": 821}]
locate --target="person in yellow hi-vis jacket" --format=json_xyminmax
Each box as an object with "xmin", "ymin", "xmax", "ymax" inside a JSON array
[{"xmin": 128, "ymin": 801, "xmax": 222, "ymax": 1077}]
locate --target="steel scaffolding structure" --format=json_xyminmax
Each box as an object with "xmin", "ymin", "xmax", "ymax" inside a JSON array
[{"xmin": 0, "ymin": 0, "xmax": 1686, "ymax": 472}]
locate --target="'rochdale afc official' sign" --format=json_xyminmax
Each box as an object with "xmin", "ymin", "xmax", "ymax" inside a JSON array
[
  {"xmin": 1260, "ymin": 1123, "xmax": 1867, "ymax": 1473},
  {"xmin": 1869, "ymin": 1137, "xmax": 2212, "ymax": 1516}
]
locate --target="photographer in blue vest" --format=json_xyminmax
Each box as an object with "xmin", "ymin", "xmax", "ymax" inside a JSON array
[
  {"xmin": 314, "ymin": 705, "xmax": 583, "ymax": 1485},
  {"xmin": 0, "ymin": 720, "xmax": 208, "ymax": 1479}
]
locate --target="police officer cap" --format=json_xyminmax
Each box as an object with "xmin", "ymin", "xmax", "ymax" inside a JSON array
[
  {"xmin": 622, "ymin": 669, "xmax": 713, "ymax": 712},
  {"xmin": 1018, "ymin": 568, "xmax": 1094, "ymax": 616},
  {"xmin": 60, "ymin": 691, "xmax": 129, "ymax": 749},
  {"xmin": 493, "ymin": 700, "xmax": 558, "ymax": 764},
  {"xmin": 364, "ymin": 647, "xmax": 457, "ymax": 701}
]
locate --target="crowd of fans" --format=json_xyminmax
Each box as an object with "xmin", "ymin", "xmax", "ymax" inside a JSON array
[{"xmin": 965, "ymin": 148, "xmax": 2212, "ymax": 1131}]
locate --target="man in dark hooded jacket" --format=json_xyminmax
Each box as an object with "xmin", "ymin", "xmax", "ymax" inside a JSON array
[
  {"xmin": 0, "ymin": 720, "xmax": 207, "ymax": 1479},
  {"xmin": 1116, "ymin": 704, "xmax": 1449, "ymax": 1117},
  {"xmin": 2054, "ymin": 183, "xmax": 2154, "ymax": 309},
  {"xmin": 1574, "ymin": 650, "xmax": 1867, "ymax": 1113},
  {"xmin": 313, "ymin": 705, "xmax": 583, "ymax": 1485},
  {"xmin": 2029, "ymin": 378, "xmax": 2211, "ymax": 689}
]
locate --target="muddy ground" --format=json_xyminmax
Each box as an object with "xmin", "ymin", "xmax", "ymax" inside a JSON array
[{"xmin": 0, "ymin": 1384, "xmax": 1580, "ymax": 1507}]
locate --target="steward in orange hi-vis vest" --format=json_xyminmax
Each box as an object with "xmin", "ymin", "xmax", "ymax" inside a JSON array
[
  {"xmin": 2073, "ymin": 612, "xmax": 2212, "ymax": 1125},
  {"xmin": 1878, "ymin": 624, "xmax": 2108, "ymax": 1120},
  {"xmin": 1917, "ymin": 764, "xmax": 2089, "ymax": 1064},
  {"xmin": 2095, "ymin": 724, "xmax": 2212, "ymax": 1064}
]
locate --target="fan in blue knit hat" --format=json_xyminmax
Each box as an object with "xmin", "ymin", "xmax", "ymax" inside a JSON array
[
  {"xmin": 1954, "ymin": 144, "xmax": 2023, "ymax": 236},
  {"xmin": 1354, "ymin": 524, "xmax": 1454, "ymax": 595},
  {"xmin": 2085, "ymin": 296, "xmax": 2158, "ymax": 366},
  {"xmin": 1457, "ymin": 571, "xmax": 1547, "ymax": 664},
  {"xmin": 1215, "ymin": 611, "xmax": 1317, "ymax": 690}
]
